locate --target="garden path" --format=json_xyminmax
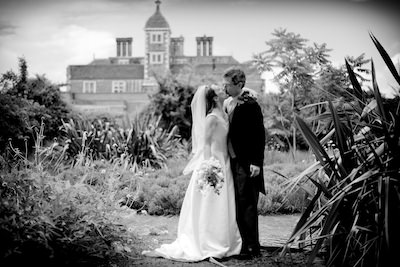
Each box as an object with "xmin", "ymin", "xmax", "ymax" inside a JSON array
[
  {"xmin": 121, "ymin": 212, "xmax": 301, "ymax": 248},
  {"xmin": 117, "ymin": 210, "xmax": 325, "ymax": 266}
]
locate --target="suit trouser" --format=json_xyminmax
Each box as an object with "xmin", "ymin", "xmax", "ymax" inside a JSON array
[{"xmin": 231, "ymin": 159, "xmax": 260, "ymax": 252}]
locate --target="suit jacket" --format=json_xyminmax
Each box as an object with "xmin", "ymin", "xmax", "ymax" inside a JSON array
[{"xmin": 226, "ymin": 91, "xmax": 266, "ymax": 194}]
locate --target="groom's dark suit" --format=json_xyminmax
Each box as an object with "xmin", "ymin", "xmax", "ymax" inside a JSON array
[{"xmin": 226, "ymin": 90, "xmax": 266, "ymax": 255}]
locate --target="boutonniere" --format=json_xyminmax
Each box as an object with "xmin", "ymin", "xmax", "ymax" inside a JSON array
[{"xmin": 237, "ymin": 90, "xmax": 256, "ymax": 106}]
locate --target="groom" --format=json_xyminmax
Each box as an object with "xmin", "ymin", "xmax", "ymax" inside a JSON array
[{"xmin": 223, "ymin": 67, "xmax": 266, "ymax": 259}]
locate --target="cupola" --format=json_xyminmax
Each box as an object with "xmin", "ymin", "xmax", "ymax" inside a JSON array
[{"xmin": 144, "ymin": 0, "xmax": 170, "ymax": 29}]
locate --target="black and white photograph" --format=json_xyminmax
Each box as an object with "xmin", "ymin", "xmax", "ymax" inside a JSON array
[{"xmin": 1, "ymin": 0, "xmax": 399, "ymax": 266}]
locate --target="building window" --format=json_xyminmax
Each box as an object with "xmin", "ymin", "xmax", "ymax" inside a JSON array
[
  {"xmin": 83, "ymin": 81, "xmax": 96, "ymax": 93},
  {"xmin": 130, "ymin": 79, "xmax": 143, "ymax": 93},
  {"xmin": 150, "ymin": 32, "xmax": 163, "ymax": 44},
  {"xmin": 150, "ymin": 52, "xmax": 163, "ymax": 64},
  {"xmin": 112, "ymin": 81, "xmax": 126, "ymax": 93}
]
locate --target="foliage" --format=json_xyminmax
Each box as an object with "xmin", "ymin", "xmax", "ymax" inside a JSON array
[
  {"xmin": 0, "ymin": 113, "xmax": 310, "ymax": 265},
  {"xmin": 259, "ymin": 162, "xmax": 311, "ymax": 215},
  {"xmin": 0, "ymin": 127, "xmax": 151, "ymax": 266},
  {"xmin": 254, "ymin": 29, "xmax": 371, "ymax": 154},
  {"xmin": 259, "ymin": 93, "xmax": 308, "ymax": 151},
  {"xmin": 2, "ymin": 117, "xmax": 68, "ymax": 174},
  {"xmin": 117, "ymin": 157, "xmax": 191, "ymax": 216},
  {"xmin": 60, "ymin": 112, "xmax": 185, "ymax": 169},
  {"xmin": 25, "ymin": 75, "xmax": 71, "ymax": 138},
  {"xmin": 145, "ymin": 77, "xmax": 195, "ymax": 140},
  {"xmin": 283, "ymin": 33, "xmax": 400, "ymax": 267},
  {"xmin": 0, "ymin": 167, "xmax": 134, "ymax": 267},
  {"xmin": 254, "ymin": 29, "xmax": 328, "ymax": 153},
  {"xmin": 0, "ymin": 94, "xmax": 50, "ymax": 153},
  {"xmin": 118, "ymin": 156, "xmax": 310, "ymax": 216},
  {"xmin": 0, "ymin": 57, "xmax": 28, "ymax": 97},
  {"xmin": 0, "ymin": 57, "xmax": 71, "ymax": 154}
]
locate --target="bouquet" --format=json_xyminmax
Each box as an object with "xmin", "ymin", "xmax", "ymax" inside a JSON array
[{"xmin": 195, "ymin": 157, "xmax": 224, "ymax": 195}]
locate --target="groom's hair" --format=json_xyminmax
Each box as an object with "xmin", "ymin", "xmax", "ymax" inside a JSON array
[
  {"xmin": 223, "ymin": 67, "xmax": 246, "ymax": 88},
  {"xmin": 205, "ymin": 86, "xmax": 218, "ymax": 115}
]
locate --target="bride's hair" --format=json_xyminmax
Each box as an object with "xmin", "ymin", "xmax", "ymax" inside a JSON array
[{"xmin": 205, "ymin": 86, "xmax": 218, "ymax": 115}]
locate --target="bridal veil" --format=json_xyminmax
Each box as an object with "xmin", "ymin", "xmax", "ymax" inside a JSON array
[{"xmin": 182, "ymin": 85, "xmax": 208, "ymax": 175}]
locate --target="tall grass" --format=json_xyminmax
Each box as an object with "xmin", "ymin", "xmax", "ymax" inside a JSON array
[{"xmin": 1, "ymin": 123, "xmax": 138, "ymax": 266}]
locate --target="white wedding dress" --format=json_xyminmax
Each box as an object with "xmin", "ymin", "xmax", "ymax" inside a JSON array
[{"xmin": 147, "ymin": 111, "xmax": 242, "ymax": 262}]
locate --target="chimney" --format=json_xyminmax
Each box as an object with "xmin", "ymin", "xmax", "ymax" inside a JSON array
[
  {"xmin": 208, "ymin": 36, "xmax": 213, "ymax": 56},
  {"xmin": 170, "ymin": 36, "xmax": 184, "ymax": 57},
  {"xmin": 116, "ymin": 37, "xmax": 133, "ymax": 57},
  {"xmin": 196, "ymin": 35, "xmax": 213, "ymax": 56},
  {"xmin": 196, "ymin": 37, "xmax": 202, "ymax": 56}
]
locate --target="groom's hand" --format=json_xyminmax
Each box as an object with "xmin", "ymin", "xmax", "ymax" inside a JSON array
[{"xmin": 249, "ymin": 164, "xmax": 260, "ymax": 177}]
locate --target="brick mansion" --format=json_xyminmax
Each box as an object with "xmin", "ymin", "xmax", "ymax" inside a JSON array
[{"xmin": 64, "ymin": 0, "xmax": 263, "ymax": 115}]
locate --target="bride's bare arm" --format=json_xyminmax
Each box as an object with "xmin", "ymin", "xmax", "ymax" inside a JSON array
[{"xmin": 203, "ymin": 115, "xmax": 217, "ymax": 159}]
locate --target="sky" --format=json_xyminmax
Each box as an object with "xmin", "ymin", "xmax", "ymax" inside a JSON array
[{"xmin": 0, "ymin": 0, "xmax": 399, "ymax": 96}]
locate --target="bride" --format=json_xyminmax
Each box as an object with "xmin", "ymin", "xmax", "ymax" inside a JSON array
[{"xmin": 142, "ymin": 85, "xmax": 242, "ymax": 261}]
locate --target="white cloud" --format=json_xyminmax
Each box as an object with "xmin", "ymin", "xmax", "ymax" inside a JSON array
[
  {"xmin": 373, "ymin": 53, "xmax": 400, "ymax": 98},
  {"xmin": 0, "ymin": 23, "xmax": 114, "ymax": 83},
  {"xmin": 48, "ymin": 25, "xmax": 115, "ymax": 65},
  {"xmin": 391, "ymin": 53, "xmax": 400, "ymax": 67}
]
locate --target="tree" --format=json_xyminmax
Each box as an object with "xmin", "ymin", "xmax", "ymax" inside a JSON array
[
  {"xmin": 25, "ymin": 74, "xmax": 71, "ymax": 139},
  {"xmin": 0, "ymin": 57, "xmax": 71, "ymax": 154},
  {"xmin": 254, "ymin": 29, "xmax": 372, "ymax": 156},
  {"xmin": 254, "ymin": 29, "xmax": 332, "ymax": 156},
  {"xmin": 259, "ymin": 93, "xmax": 292, "ymax": 151},
  {"xmin": 144, "ymin": 76, "xmax": 195, "ymax": 140},
  {"xmin": 345, "ymin": 53, "xmax": 371, "ymax": 84},
  {"xmin": 1, "ymin": 57, "xmax": 28, "ymax": 97}
]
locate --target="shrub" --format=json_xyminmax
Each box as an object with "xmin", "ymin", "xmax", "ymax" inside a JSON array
[
  {"xmin": 118, "ymin": 156, "xmax": 309, "ymax": 216},
  {"xmin": 145, "ymin": 77, "xmax": 195, "ymax": 140},
  {"xmin": 0, "ymin": 58, "xmax": 71, "ymax": 154},
  {"xmin": 0, "ymin": 94, "xmax": 50, "ymax": 153},
  {"xmin": 60, "ymin": 112, "xmax": 185, "ymax": 169},
  {"xmin": 0, "ymin": 168, "xmax": 134, "ymax": 266},
  {"xmin": 284, "ymin": 33, "xmax": 400, "ymax": 266},
  {"xmin": 258, "ymin": 163, "xmax": 310, "ymax": 215}
]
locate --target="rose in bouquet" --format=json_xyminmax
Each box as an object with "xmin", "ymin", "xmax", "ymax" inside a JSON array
[{"xmin": 195, "ymin": 157, "xmax": 224, "ymax": 195}]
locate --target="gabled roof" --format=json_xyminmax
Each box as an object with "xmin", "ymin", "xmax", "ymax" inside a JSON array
[
  {"xmin": 145, "ymin": 0, "xmax": 170, "ymax": 29},
  {"xmin": 68, "ymin": 65, "xmax": 144, "ymax": 80}
]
